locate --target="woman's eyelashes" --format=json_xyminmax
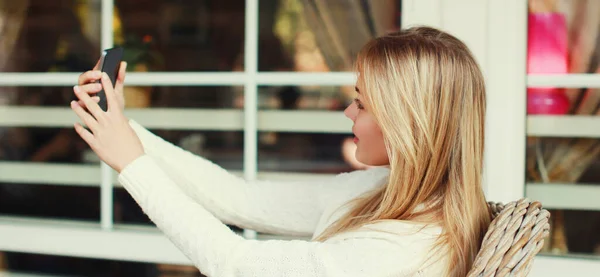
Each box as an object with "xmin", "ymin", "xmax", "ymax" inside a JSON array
[{"xmin": 354, "ymin": 98, "xmax": 364, "ymax": 110}]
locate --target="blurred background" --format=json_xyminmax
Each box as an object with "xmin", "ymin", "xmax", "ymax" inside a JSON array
[{"xmin": 0, "ymin": 0, "xmax": 598, "ymax": 276}]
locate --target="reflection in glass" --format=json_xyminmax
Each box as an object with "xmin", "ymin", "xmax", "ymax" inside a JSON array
[
  {"xmin": 0, "ymin": 0, "xmax": 100, "ymax": 72},
  {"xmin": 527, "ymin": 0, "xmax": 600, "ymax": 258},
  {"xmin": 0, "ymin": 183, "xmax": 99, "ymax": 222},
  {"xmin": 258, "ymin": 132, "xmax": 352, "ymax": 174},
  {"xmin": 0, "ymin": 127, "xmax": 91, "ymax": 163},
  {"xmin": 260, "ymin": 0, "xmax": 401, "ymax": 72},
  {"xmin": 1, "ymin": 252, "xmax": 184, "ymax": 276},
  {"xmin": 0, "ymin": 125, "xmax": 98, "ymax": 221},
  {"xmin": 257, "ymin": 85, "xmax": 353, "ymax": 111},
  {"xmin": 256, "ymin": 85, "xmax": 358, "ymax": 173},
  {"xmin": 114, "ymin": 0, "xmax": 245, "ymax": 72},
  {"xmin": 125, "ymin": 86, "xmax": 240, "ymax": 109}
]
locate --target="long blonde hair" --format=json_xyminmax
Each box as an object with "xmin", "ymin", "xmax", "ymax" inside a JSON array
[{"xmin": 315, "ymin": 27, "xmax": 491, "ymax": 276}]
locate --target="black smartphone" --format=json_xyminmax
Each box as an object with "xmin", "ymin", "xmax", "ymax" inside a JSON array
[{"xmin": 97, "ymin": 47, "xmax": 123, "ymax": 111}]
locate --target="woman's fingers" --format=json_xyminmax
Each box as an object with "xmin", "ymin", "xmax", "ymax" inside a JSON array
[
  {"xmin": 73, "ymin": 122, "xmax": 97, "ymax": 149},
  {"xmin": 77, "ymin": 96, "xmax": 100, "ymax": 108},
  {"xmin": 78, "ymin": 70, "xmax": 103, "ymax": 85},
  {"xmin": 71, "ymin": 100, "xmax": 99, "ymax": 133},
  {"xmin": 100, "ymin": 73, "xmax": 120, "ymax": 113},
  {"xmin": 77, "ymin": 83, "xmax": 103, "ymax": 94},
  {"xmin": 116, "ymin": 62, "xmax": 127, "ymax": 90},
  {"xmin": 73, "ymin": 86, "xmax": 106, "ymax": 122}
]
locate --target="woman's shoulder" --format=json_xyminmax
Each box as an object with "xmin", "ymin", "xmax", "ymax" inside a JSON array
[
  {"xmin": 330, "ymin": 220, "xmax": 442, "ymax": 242},
  {"xmin": 322, "ymin": 166, "xmax": 389, "ymax": 202},
  {"xmin": 325, "ymin": 220, "xmax": 447, "ymax": 276}
]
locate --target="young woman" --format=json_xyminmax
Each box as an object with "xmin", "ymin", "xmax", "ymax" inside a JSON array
[{"xmin": 71, "ymin": 26, "xmax": 491, "ymax": 276}]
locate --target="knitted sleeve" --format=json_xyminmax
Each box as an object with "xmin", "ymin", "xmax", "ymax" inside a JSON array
[
  {"xmin": 118, "ymin": 155, "xmax": 420, "ymax": 277},
  {"xmin": 127, "ymin": 120, "xmax": 374, "ymax": 236}
]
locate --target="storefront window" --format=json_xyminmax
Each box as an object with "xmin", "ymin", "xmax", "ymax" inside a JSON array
[{"xmin": 527, "ymin": 0, "xmax": 600, "ymax": 257}]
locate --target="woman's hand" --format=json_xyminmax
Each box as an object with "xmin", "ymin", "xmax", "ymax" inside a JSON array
[
  {"xmin": 71, "ymin": 73, "xmax": 144, "ymax": 173},
  {"xmin": 77, "ymin": 61, "xmax": 127, "ymax": 110}
]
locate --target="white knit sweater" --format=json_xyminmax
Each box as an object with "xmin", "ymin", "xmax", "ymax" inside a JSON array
[{"xmin": 117, "ymin": 120, "xmax": 448, "ymax": 277}]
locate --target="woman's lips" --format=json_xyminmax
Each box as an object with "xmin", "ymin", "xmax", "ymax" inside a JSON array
[{"xmin": 353, "ymin": 136, "xmax": 359, "ymax": 143}]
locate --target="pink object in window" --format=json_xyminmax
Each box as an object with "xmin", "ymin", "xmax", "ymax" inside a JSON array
[{"xmin": 527, "ymin": 13, "xmax": 570, "ymax": 115}]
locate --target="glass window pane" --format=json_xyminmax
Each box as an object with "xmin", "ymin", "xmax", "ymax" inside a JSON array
[
  {"xmin": 526, "ymin": 134, "xmax": 600, "ymax": 257},
  {"xmin": 126, "ymin": 86, "xmax": 241, "ymax": 109},
  {"xmin": 257, "ymin": 85, "xmax": 356, "ymax": 173},
  {"xmin": 0, "ymin": 0, "xmax": 100, "ymax": 72},
  {"xmin": 525, "ymin": 76, "xmax": 599, "ymax": 259},
  {"xmin": 528, "ymin": 0, "xmax": 600, "ymax": 76},
  {"xmin": 527, "ymin": 2, "xmax": 600, "ymax": 257},
  {"xmin": 259, "ymin": 0, "xmax": 401, "ymax": 72},
  {"xmin": 258, "ymin": 132, "xmax": 353, "ymax": 174},
  {"xmin": 0, "ymin": 251, "xmax": 202, "ymax": 276},
  {"xmin": 0, "ymin": 127, "xmax": 92, "ymax": 163},
  {"xmin": 0, "ymin": 86, "xmax": 83, "ymax": 107},
  {"xmin": 258, "ymin": 85, "xmax": 353, "ymax": 111},
  {"xmin": 0, "ymin": 125, "xmax": 98, "ymax": 221},
  {"xmin": 114, "ymin": 0, "xmax": 245, "ymax": 72},
  {"xmin": 0, "ymin": 183, "xmax": 99, "ymax": 221}
]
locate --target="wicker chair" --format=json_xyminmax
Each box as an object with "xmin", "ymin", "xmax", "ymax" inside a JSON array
[{"xmin": 467, "ymin": 198, "xmax": 551, "ymax": 277}]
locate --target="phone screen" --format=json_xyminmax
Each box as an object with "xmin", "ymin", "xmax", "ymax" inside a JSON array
[{"xmin": 97, "ymin": 47, "xmax": 123, "ymax": 111}]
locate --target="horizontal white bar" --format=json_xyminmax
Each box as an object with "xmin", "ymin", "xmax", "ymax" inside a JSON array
[
  {"xmin": 0, "ymin": 271, "xmax": 66, "ymax": 277},
  {"xmin": 528, "ymin": 74, "xmax": 600, "ymax": 88},
  {"xmin": 0, "ymin": 73, "xmax": 81, "ymax": 86},
  {"xmin": 0, "ymin": 162, "xmax": 100, "ymax": 186},
  {"xmin": 0, "ymin": 107, "xmax": 243, "ymax": 130},
  {"xmin": 259, "ymin": 111, "xmax": 350, "ymax": 133},
  {"xmin": 530, "ymin": 254, "xmax": 600, "ymax": 277},
  {"xmin": 0, "ymin": 217, "xmax": 307, "ymax": 265},
  {"xmin": 255, "ymin": 72, "xmax": 355, "ymax": 86},
  {"xmin": 526, "ymin": 183, "xmax": 600, "ymax": 211},
  {"xmin": 0, "ymin": 72, "xmax": 246, "ymax": 86},
  {"xmin": 0, "ymin": 162, "xmax": 336, "ymax": 187},
  {"xmin": 527, "ymin": 116, "xmax": 600, "ymax": 138},
  {"xmin": 0, "ymin": 72, "xmax": 355, "ymax": 86},
  {"xmin": 0, "ymin": 107, "xmax": 352, "ymax": 133},
  {"xmin": 0, "ymin": 215, "xmax": 596, "ymax": 275},
  {"xmin": 127, "ymin": 72, "xmax": 248, "ymax": 86},
  {"xmin": 0, "ymin": 217, "xmax": 191, "ymax": 265}
]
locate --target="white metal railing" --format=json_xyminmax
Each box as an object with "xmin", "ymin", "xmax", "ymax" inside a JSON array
[
  {"xmin": 526, "ymin": 183, "xmax": 600, "ymax": 211},
  {"xmin": 0, "ymin": 161, "xmax": 334, "ymax": 188},
  {"xmin": 4, "ymin": 107, "xmax": 599, "ymax": 137},
  {"xmin": 0, "ymin": 271, "xmax": 67, "ymax": 277},
  {"xmin": 528, "ymin": 74, "xmax": 600, "ymax": 88},
  {"xmin": 527, "ymin": 116, "xmax": 600, "ymax": 138},
  {"xmin": 0, "ymin": 72, "xmax": 355, "ymax": 86},
  {"xmin": 0, "ymin": 216, "xmax": 308, "ymax": 266},
  {"xmin": 0, "ymin": 107, "xmax": 352, "ymax": 132}
]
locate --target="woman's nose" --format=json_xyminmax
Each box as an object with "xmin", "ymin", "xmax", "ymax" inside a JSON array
[{"xmin": 344, "ymin": 102, "xmax": 357, "ymax": 120}]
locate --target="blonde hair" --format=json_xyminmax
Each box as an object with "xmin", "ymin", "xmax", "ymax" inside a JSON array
[{"xmin": 315, "ymin": 27, "xmax": 491, "ymax": 276}]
